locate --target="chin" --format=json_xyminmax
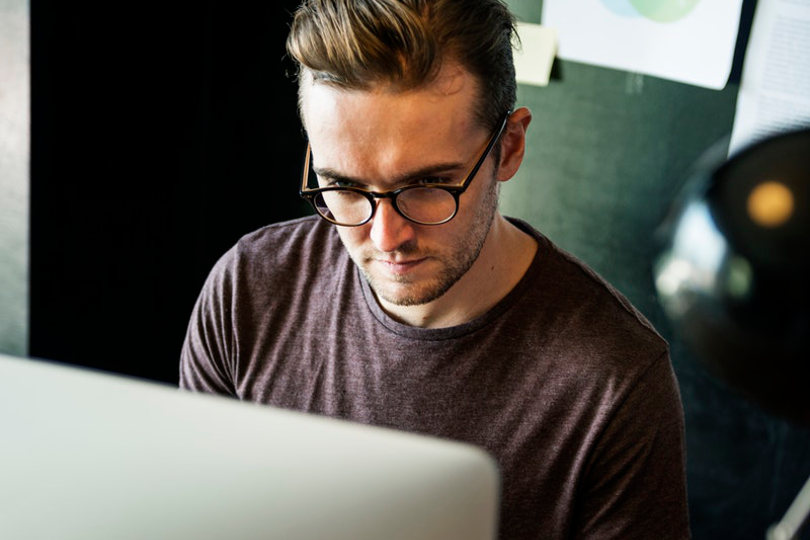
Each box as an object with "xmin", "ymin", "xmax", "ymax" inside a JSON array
[
  {"xmin": 373, "ymin": 277, "xmax": 456, "ymax": 307},
  {"xmin": 381, "ymin": 292, "xmax": 433, "ymax": 307}
]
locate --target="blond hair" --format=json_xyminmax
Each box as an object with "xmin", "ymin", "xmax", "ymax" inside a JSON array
[{"xmin": 286, "ymin": 0, "xmax": 517, "ymax": 132}]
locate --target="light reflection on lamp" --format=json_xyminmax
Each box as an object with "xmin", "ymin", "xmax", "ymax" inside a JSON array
[
  {"xmin": 655, "ymin": 201, "xmax": 729, "ymax": 317},
  {"xmin": 748, "ymin": 180, "xmax": 795, "ymax": 228}
]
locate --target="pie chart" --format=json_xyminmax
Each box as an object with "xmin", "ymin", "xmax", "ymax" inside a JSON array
[{"xmin": 601, "ymin": 0, "xmax": 700, "ymax": 22}]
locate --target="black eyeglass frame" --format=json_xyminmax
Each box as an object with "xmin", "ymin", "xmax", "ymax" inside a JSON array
[{"xmin": 299, "ymin": 111, "xmax": 512, "ymax": 227}]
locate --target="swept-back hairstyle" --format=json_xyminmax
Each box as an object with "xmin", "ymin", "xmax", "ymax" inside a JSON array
[{"xmin": 285, "ymin": 0, "xmax": 517, "ymax": 132}]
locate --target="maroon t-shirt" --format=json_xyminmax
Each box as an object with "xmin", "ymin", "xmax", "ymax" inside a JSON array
[{"xmin": 180, "ymin": 215, "xmax": 690, "ymax": 539}]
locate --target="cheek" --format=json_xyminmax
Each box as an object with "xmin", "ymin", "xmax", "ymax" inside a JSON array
[
  {"xmin": 336, "ymin": 225, "xmax": 368, "ymax": 251},
  {"xmin": 458, "ymin": 176, "xmax": 496, "ymax": 220}
]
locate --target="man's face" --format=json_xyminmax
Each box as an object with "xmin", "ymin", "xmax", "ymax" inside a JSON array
[{"xmin": 300, "ymin": 66, "xmax": 501, "ymax": 309}]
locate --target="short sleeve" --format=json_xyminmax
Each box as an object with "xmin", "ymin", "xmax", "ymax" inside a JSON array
[
  {"xmin": 574, "ymin": 351, "xmax": 691, "ymax": 539},
  {"xmin": 179, "ymin": 250, "xmax": 238, "ymax": 397}
]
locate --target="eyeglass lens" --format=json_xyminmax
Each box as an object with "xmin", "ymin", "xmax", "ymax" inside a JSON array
[{"xmin": 313, "ymin": 187, "xmax": 457, "ymax": 226}]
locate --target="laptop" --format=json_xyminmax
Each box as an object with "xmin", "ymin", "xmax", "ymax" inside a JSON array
[{"xmin": 0, "ymin": 352, "xmax": 499, "ymax": 539}]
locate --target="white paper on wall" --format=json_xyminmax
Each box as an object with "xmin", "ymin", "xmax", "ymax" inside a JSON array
[{"xmin": 542, "ymin": 0, "xmax": 744, "ymax": 90}]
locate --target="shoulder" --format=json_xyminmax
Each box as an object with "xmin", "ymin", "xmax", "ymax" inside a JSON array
[
  {"xmin": 233, "ymin": 215, "xmax": 340, "ymax": 262},
  {"xmin": 509, "ymin": 218, "xmax": 669, "ymax": 374},
  {"xmin": 214, "ymin": 215, "xmax": 342, "ymax": 273},
  {"xmin": 199, "ymin": 215, "xmax": 349, "ymax": 300}
]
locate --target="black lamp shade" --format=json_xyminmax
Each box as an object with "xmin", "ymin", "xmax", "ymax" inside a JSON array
[{"xmin": 654, "ymin": 129, "xmax": 810, "ymax": 425}]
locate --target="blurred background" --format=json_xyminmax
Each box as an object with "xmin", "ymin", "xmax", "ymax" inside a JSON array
[{"xmin": 1, "ymin": 0, "xmax": 808, "ymax": 538}]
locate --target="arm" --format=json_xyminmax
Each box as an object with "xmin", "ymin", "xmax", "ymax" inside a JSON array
[
  {"xmin": 179, "ymin": 251, "xmax": 238, "ymax": 397},
  {"xmin": 574, "ymin": 352, "xmax": 691, "ymax": 539}
]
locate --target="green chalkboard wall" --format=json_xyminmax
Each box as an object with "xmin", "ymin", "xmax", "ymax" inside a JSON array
[{"xmin": 503, "ymin": 1, "xmax": 810, "ymax": 538}]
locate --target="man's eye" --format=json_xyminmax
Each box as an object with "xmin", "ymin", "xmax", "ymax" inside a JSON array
[{"xmin": 321, "ymin": 178, "xmax": 358, "ymax": 189}]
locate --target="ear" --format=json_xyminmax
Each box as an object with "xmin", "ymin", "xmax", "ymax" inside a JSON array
[{"xmin": 495, "ymin": 107, "xmax": 532, "ymax": 182}]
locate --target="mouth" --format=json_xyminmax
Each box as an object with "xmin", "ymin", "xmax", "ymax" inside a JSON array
[{"xmin": 374, "ymin": 257, "xmax": 428, "ymax": 276}]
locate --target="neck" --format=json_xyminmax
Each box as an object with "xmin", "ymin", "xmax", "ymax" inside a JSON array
[{"xmin": 379, "ymin": 215, "xmax": 538, "ymax": 328}]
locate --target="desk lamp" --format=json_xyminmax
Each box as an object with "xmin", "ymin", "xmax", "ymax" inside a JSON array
[{"xmin": 653, "ymin": 128, "xmax": 809, "ymax": 540}]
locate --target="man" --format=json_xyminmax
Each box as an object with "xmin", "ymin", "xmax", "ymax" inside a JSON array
[{"xmin": 180, "ymin": 0, "xmax": 690, "ymax": 538}]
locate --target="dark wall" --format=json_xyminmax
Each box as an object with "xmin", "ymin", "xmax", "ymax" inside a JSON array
[{"xmin": 31, "ymin": 1, "xmax": 309, "ymax": 383}]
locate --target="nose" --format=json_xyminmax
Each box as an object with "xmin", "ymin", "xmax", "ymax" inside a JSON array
[{"xmin": 368, "ymin": 199, "xmax": 416, "ymax": 252}]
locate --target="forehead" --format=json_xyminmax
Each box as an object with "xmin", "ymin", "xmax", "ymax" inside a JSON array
[{"xmin": 298, "ymin": 63, "xmax": 484, "ymax": 153}]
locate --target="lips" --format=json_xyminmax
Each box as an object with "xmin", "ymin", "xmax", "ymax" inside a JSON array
[{"xmin": 375, "ymin": 257, "xmax": 427, "ymax": 275}]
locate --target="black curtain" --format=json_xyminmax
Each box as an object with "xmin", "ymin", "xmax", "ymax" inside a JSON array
[{"xmin": 30, "ymin": 1, "xmax": 309, "ymax": 384}]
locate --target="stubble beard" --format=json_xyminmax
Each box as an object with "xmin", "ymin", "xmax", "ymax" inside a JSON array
[{"xmin": 355, "ymin": 180, "xmax": 500, "ymax": 307}]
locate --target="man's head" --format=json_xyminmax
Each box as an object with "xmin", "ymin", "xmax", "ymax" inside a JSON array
[
  {"xmin": 285, "ymin": 0, "xmax": 517, "ymax": 134},
  {"xmin": 285, "ymin": 0, "xmax": 531, "ymax": 322}
]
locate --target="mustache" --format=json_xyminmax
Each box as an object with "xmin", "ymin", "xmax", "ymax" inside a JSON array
[{"xmin": 362, "ymin": 239, "xmax": 422, "ymax": 259}]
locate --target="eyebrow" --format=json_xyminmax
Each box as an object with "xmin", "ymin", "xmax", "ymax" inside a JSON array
[{"xmin": 312, "ymin": 160, "xmax": 468, "ymax": 188}]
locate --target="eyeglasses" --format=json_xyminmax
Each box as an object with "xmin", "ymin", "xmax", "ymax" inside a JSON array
[{"xmin": 299, "ymin": 112, "xmax": 511, "ymax": 227}]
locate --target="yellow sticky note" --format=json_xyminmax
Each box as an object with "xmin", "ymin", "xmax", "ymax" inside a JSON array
[{"xmin": 513, "ymin": 22, "xmax": 558, "ymax": 87}]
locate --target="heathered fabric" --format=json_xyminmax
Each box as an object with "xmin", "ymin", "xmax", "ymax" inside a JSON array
[{"xmin": 180, "ymin": 215, "xmax": 690, "ymax": 539}]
